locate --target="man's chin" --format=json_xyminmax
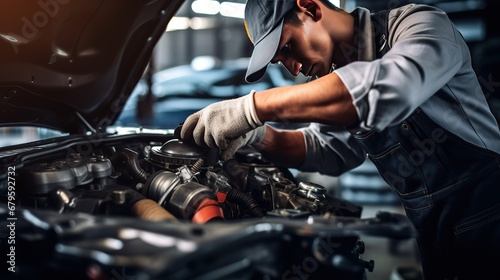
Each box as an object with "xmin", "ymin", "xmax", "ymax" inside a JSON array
[{"xmin": 316, "ymin": 70, "xmax": 328, "ymax": 78}]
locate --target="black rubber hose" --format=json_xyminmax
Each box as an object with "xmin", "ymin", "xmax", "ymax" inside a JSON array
[
  {"xmin": 226, "ymin": 188, "xmax": 264, "ymax": 217},
  {"xmin": 110, "ymin": 148, "xmax": 149, "ymax": 183}
]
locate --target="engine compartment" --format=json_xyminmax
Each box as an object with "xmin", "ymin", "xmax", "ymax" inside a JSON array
[
  {"xmin": 0, "ymin": 130, "xmax": 415, "ymax": 280},
  {"xmin": 14, "ymin": 135, "xmax": 362, "ymax": 223}
]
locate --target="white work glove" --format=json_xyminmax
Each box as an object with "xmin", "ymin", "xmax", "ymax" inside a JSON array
[
  {"xmin": 219, "ymin": 125, "xmax": 267, "ymax": 160},
  {"xmin": 180, "ymin": 90, "xmax": 264, "ymax": 160}
]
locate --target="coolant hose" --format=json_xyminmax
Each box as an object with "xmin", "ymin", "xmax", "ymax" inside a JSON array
[
  {"xmin": 226, "ymin": 189, "xmax": 264, "ymax": 217},
  {"xmin": 191, "ymin": 198, "xmax": 224, "ymax": 224},
  {"xmin": 110, "ymin": 148, "xmax": 149, "ymax": 182},
  {"xmin": 132, "ymin": 199, "xmax": 178, "ymax": 221}
]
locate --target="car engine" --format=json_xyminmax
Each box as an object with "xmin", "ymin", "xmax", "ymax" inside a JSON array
[
  {"xmin": 0, "ymin": 130, "xmax": 415, "ymax": 280},
  {"xmin": 16, "ymin": 137, "xmax": 361, "ymax": 223}
]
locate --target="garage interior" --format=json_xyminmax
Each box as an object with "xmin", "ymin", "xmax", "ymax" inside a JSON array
[{"xmin": 1, "ymin": 1, "xmax": 499, "ymax": 279}]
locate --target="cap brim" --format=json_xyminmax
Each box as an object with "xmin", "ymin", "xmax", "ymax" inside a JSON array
[{"xmin": 245, "ymin": 20, "xmax": 284, "ymax": 83}]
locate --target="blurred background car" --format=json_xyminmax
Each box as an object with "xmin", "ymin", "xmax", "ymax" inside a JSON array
[{"xmin": 115, "ymin": 56, "xmax": 302, "ymax": 129}]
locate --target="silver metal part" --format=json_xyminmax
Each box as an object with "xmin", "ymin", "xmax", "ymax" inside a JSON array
[
  {"xmin": 23, "ymin": 162, "xmax": 76, "ymax": 194},
  {"xmin": 297, "ymin": 182, "xmax": 327, "ymax": 201},
  {"xmin": 87, "ymin": 157, "xmax": 113, "ymax": 178},
  {"xmin": 49, "ymin": 187, "xmax": 76, "ymax": 213},
  {"xmin": 144, "ymin": 170, "xmax": 180, "ymax": 203},
  {"xmin": 167, "ymin": 181, "xmax": 216, "ymax": 220},
  {"xmin": 144, "ymin": 168, "xmax": 216, "ymax": 220},
  {"xmin": 112, "ymin": 190, "xmax": 127, "ymax": 205},
  {"xmin": 178, "ymin": 165, "xmax": 196, "ymax": 182},
  {"xmin": 21, "ymin": 156, "xmax": 113, "ymax": 195}
]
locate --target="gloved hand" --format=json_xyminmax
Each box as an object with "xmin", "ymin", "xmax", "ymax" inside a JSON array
[
  {"xmin": 180, "ymin": 90, "xmax": 264, "ymax": 159},
  {"xmin": 220, "ymin": 125, "xmax": 267, "ymax": 160}
]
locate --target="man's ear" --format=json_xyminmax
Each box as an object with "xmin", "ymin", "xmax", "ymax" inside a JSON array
[{"xmin": 296, "ymin": 0, "xmax": 322, "ymax": 21}]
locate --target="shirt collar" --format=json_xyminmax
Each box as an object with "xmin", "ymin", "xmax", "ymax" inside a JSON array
[{"xmin": 351, "ymin": 7, "xmax": 376, "ymax": 62}]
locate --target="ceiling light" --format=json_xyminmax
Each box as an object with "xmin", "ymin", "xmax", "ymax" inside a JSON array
[
  {"xmin": 191, "ymin": 0, "xmax": 220, "ymax": 15},
  {"xmin": 166, "ymin": 17, "xmax": 191, "ymax": 31},
  {"xmin": 220, "ymin": 2, "xmax": 245, "ymax": 18}
]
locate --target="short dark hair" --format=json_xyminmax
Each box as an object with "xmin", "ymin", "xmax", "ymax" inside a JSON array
[{"xmin": 284, "ymin": 0, "xmax": 341, "ymax": 26}]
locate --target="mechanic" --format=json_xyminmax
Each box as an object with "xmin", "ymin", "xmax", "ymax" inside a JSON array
[{"xmin": 180, "ymin": 0, "xmax": 500, "ymax": 278}]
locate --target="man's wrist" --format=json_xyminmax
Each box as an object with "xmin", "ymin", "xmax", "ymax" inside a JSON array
[{"xmin": 246, "ymin": 90, "xmax": 263, "ymax": 127}]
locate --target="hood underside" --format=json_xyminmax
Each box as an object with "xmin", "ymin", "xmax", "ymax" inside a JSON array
[{"xmin": 0, "ymin": 0, "xmax": 184, "ymax": 133}]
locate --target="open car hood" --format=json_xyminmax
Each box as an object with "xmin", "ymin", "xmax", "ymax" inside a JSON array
[{"xmin": 0, "ymin": 0, "xmax": 184, "ymax": 133}]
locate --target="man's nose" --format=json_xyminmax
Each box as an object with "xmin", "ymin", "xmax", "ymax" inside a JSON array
[{"xmin": 281, "ymin": 58, "xmax": 301, "ymax": 76}]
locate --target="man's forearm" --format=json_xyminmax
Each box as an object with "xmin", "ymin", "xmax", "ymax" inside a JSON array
[
  {"xmin": 254, "ymin": 125, "xmax": 306, "ymax": 168},
  {"xmin": 253, "ymin": 73, "xmax": 358, "ymax": 126}
]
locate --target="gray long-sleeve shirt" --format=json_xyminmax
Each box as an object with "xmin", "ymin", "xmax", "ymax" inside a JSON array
[{"xmin": 298, "ymin": 4, "xmax": 500, "ymax": 176}]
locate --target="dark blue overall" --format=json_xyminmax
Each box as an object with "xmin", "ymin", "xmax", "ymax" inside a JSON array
[{"xmin": 355, "ymin": 11, "xmax": 500, "ymax": 279}]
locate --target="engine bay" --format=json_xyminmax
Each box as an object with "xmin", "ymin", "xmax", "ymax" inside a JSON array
[
  {"xmin": 0, "ymin": 130, "xmax": 415, "ymax": 280},
  {"xmin": 14, "ymin": 133, "xmax": 363, "ymax": 221}
]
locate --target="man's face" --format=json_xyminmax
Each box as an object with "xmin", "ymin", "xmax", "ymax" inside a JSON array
[{"xmin": 271, "ymin": 12, "xmax": 334, "ymax": 78}]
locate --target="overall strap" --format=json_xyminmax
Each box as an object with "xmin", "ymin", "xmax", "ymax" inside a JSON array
[{"xmin": 371, "ymin": 10, "xmax": 390, "ymax": 58}]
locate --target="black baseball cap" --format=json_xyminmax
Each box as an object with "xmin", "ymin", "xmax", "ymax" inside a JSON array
[{"xmin": 244, "ymin": 0, "xmax": 297, "ymax": 83}]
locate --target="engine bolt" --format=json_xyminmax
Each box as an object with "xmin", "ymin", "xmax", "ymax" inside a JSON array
[{"xmin": 112, "ymin": 190, "xmax": 126, "ymax": 205}]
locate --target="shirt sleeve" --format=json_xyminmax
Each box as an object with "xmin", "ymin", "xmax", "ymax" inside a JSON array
[
  {"xmin": 335, "ymin": 4, "xmax": 464, "ymax": 131},
  {"xmin": 297, "ymin": 123, "xmax": 366, "ymax": 176}
]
